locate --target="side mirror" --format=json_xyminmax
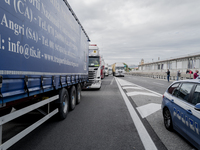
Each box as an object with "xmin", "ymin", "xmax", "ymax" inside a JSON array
[{"xmin": 194, "ymin": 103, "xmax": 200, "ymax": 111}]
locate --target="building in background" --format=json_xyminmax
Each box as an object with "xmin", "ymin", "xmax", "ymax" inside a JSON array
[{"xmin": 138, "ymin": 53, "xmax": 200, "ymax": 73}]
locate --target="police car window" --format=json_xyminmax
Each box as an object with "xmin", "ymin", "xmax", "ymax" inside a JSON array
[
  {"xmin": 168, "ymin": 83, "xmax": 180, "ymax": 95},
  {"xmin": 177, "ymin": 83, "xmax": 193, "ymax": 102},
  {"xmin": 191, "ymin": 85, "xmax": 200, "ymax": 105}
]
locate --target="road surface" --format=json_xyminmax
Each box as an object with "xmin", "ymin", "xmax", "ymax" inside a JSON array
[{"xmin": 7, "ymin": 75, "xmax": 196, "ymax": 150}]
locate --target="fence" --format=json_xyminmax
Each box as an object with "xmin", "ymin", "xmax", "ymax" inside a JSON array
[{"xmin": 127, "ymin": 71, "xmax": 194, "ymax": 81}]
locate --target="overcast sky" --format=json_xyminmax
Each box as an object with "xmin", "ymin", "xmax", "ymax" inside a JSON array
[{"xmin": 67, "ymin": 0, "xmax": 200, "ymax": 67}]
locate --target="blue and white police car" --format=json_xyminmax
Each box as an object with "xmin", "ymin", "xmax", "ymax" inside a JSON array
[{"xmin": 162, "ymin": 79, "xmax": 200, "ymax": 149}]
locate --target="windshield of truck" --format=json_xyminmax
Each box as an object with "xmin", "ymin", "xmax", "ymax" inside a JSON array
[
  {"xmin": 89, "ymin": 57, "xmax": 100, "ymax": 67},
  {"xmin": 105, "ymin": 67, "xmax": 108, "ymax": 70},
  {"xmin": 115, "ymin": 67, "xmax": 124, "ymax": 70}
]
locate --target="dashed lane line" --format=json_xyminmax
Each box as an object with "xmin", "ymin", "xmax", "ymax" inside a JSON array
[
  {"xmin": 153, "ymin": 82, "xmax": 164, "ymax": 86},
  {"xmin": 110, "ymin": 77, "xmax": 115, "ymax": 85},
  {"xmin": 122, "ymin": 87, "xmax": 142, "ymax": 90}
]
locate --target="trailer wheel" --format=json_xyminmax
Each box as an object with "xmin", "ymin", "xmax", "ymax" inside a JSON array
[
  {"xmin": 69, "ymin": 86, "xmax": 76, "ymax": 110},
  {"xmin": 58, "ymin": 88, "xmax": 69, "ymax": 120},
  {"xmin": 76, "ymin": 84, "xmax": 81, "ymax": 104}
]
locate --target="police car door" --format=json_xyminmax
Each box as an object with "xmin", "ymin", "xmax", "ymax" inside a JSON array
[
  {"xmin": 187, "ymin": 84, "xmax": 200, "ymax": 147},
  {"xmin": 173, "ymin": 83, "xmax": 194, "ymax": 139}
]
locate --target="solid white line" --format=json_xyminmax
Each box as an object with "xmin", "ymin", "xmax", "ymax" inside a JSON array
[{"xmin": 115, "ymin": 77, "xmax": 157, "ymax": 150}]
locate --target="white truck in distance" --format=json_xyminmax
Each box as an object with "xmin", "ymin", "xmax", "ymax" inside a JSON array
[
  {"xmin": 101, "ymin": 55, "xmax": 105, "ymax": 79},
  {"xmin": 115, "ymin": 63, "xmax": 125, "ymax": 77},
  {"xmin": 108, "ymin": 66, "xmax": 112, "ymax": 75},
  {"xmin": 87, "ymin": 44, "xmax": 101, "ymax": 89},
  {"xmin": 105, "ymin": 64, "xmax": 109, "ymax": 76}
]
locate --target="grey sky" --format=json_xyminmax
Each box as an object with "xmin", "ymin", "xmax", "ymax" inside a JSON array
[{"xmin": 68, "ymin": 0, "xmax": 200, "ymax": 66}]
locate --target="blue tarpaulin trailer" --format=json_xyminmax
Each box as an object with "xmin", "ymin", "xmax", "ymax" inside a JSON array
[
  {"xmin": 0, "ymin": 0, "xmax": 90, "ymax": 118},
  {"xmin": 0, "ymin": 0, "xmax": 90, "ymax": 148}
]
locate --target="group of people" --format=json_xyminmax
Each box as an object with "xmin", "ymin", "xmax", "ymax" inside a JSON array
[
  {"xmin": 185, "ymin": 69, "xmax": 199, "ymax": 79},
  {"xmin": 165, "ymin": 69, "xmax": 199, "ymax": 82}
]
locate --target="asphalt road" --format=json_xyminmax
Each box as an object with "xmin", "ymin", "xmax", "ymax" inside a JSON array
[{"xmin": 7, "ymin": 75, "xmax": 196, "ymax": 150}]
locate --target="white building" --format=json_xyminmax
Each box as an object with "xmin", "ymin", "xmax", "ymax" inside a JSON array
[{"xmin": 138, "ymin": 53, "xmax": 200, "ymax": 73}]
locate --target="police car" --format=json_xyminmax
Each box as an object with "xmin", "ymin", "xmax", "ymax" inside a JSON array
[{"xmin": 162, "ymin": 79, "xmax": 200, "ymax": 149}]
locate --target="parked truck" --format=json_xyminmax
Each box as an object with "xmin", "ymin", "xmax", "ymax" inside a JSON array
[
  {"xmin": 0, "ymin": 0, "xmax": 90, "ymax": 149},
  {"xmin": 101, "ymin": 56, "xmax": 105, "ymax": 79},
  {"xmin": 112, "ymin": 63, "xmax": 125, "ymax": 77},
  {"xmin": 87, "ymin": 44, "xmax": 101, "ymax": 89},
  {"xmin": 108, "ymin": 66, "xmax": 112, "ymax": 75},
  {"xmin": 105, "ymin": 64, "xmax": 109, "ymax": 76}
]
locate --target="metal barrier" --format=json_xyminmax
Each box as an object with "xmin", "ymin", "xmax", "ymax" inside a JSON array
[
  {"xmin": 0, "ymin": 95, "xmax": 59, "ymax": 150},
  {"xmin": 127, "ymin": 72, "xmax": 194, "ymax": 81}
]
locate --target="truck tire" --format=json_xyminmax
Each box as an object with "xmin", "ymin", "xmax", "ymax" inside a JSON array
[
  {"xmin": 76, "ymin": 84, "xmax": 81, "ymax": 104},
  {"xmin": 69, "ymin": 86, "xmax": 76, "ymax": 110},
  {"xmin": 58, "ymin": 88, "xmax": 69, "ymax": 120}
]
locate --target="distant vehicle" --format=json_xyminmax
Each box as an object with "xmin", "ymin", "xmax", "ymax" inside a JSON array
[
  {"xmin": 114, "ymin": 63, "xmax": 125, "ymax": 77},
  {"xmin": 108, "ymin": 66, "xmax": 112, "ymax": 75},
  {"xmin": 162, "ymin": 79, "xmax": 200, "ymax": 149},
  {"xmin": 87, "ymin": 44, "xmax": 101, "ymax": 89},
  {"xmin": 101, "ymin": 56, "xmax": 105, "ymax": 79},
  {"xmin": 105, "ymin": 64, "xmax": 109, "ymax": 76}
]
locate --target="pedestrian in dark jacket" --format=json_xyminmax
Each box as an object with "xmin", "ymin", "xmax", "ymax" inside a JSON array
[
  {"xmin": 177, "ymin": 70, "xmax": 181, "ymax": 81},
  {"xmin": 166, "ymin": 69, "xmax": 170, "ymax": 82}
]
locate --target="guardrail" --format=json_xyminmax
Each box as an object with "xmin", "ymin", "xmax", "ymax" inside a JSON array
[
  {"xmin": 0, "ymin": 95, "xmax": 59, "ymax": 150},
  {"xmin": 127, "ymin": 72, "xmax": 194, "ymax": 81}
]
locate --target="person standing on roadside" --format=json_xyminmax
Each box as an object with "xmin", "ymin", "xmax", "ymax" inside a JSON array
[
  {"xmin": 166, "ymin": 69, "xmax": 170, "ymax": 82},
  {"xmin": 193, "ymin": 70, "xmax": 199, "ymax": 79},
  {"xmin": 177, "ymin": 70, "xmax": 181, "ymax": 81}
]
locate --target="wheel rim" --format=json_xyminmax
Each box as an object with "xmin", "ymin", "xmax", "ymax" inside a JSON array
[
  {"xmin": 164, "ymin": 109, "xmax": 171, "ymax": 128},
  {"xmin": 63, "ymin": 95, "xmax": 68, "ymax": 113},
  {"xmin": 77, "ymin": 85, "xmax": 81, "ymax": 101},
  {"xmin": 72, "ymin": 91, "xmax": 76, "ymax": 106},
  {"xmin": 78, "ymin": 92, "xmax": 80, "ymax": 100}
]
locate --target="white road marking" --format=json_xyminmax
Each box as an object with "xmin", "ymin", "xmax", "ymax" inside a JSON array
[
  {"xmin": 115, "ymin": 77, "xmax": 157, "ymax": 150},
  {"xmin": 117, "ymin": 78, "xmax": 162, "ymax": 97},
  {"xmin": 110, "ymin": 78, "xmax": 115, "ymax": 85},
  {"xmin": 127, "ymin": 92, "xmax": 161, "ymax": 97},
  {"xmin": 136, "ymin": 103, "xmax": 161, "ymax": 118},
  {"xmin": 153, "ymin": 82, "xmax": 164, "ymax": 86},
  {"xmin": 122, "ymin": 87, "xmax": 142, "ymax": 90},
  {"xmin": 116, "ymin": 78, "xmax": 134, "ymax": 86}
]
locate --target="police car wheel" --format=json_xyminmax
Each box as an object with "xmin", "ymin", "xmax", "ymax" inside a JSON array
[{"xmin": 163, "ymin": 108, "xmax": 173, "ymax": 131}]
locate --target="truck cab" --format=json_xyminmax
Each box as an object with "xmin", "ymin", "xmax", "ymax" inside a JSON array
[
  {"xmin": 115, "ymin": 63, "xmax": 125, "ymax": 77},
  {"xmin": 87, "ymin": 44, "xmax": 101, "ymax": 89}
]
